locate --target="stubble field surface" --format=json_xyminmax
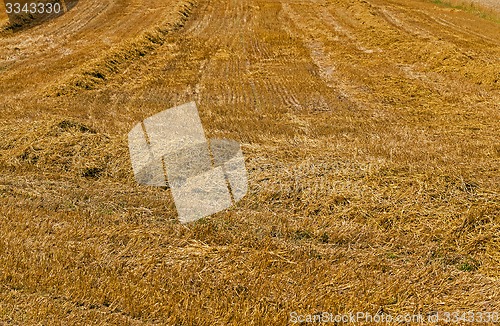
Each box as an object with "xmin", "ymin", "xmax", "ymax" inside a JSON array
[{"xmin": 0, "ymin": 0, "xmax": 499, "ymax": 324}]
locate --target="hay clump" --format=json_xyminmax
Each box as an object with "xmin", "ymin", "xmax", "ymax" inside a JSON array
[{"xmin": 0, "ymin": 119, "xmax": 129, "ymax": 180}]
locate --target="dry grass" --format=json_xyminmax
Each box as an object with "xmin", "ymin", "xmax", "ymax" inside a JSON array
[
  {"xmin": 0, "ymin": 0, "xmax": 499, "ymax": 324},
  {"xmin": 429, "ymin": 0, "xmax": 500, "ymax": 20}
]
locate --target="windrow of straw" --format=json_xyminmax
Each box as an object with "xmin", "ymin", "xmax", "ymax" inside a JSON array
[{"xmin": 48, "ymin": 0, "xmax": 197, "ymax": 96}]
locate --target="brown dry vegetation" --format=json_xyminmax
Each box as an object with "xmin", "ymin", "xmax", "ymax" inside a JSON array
[{"xmin": 0, "ymin": 0, "xmax": 499, "ymax": 324}]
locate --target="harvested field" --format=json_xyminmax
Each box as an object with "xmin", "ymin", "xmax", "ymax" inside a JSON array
[{"xmin": 0, "ymin": 0, "xmax": 499, "ymax": 324}]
